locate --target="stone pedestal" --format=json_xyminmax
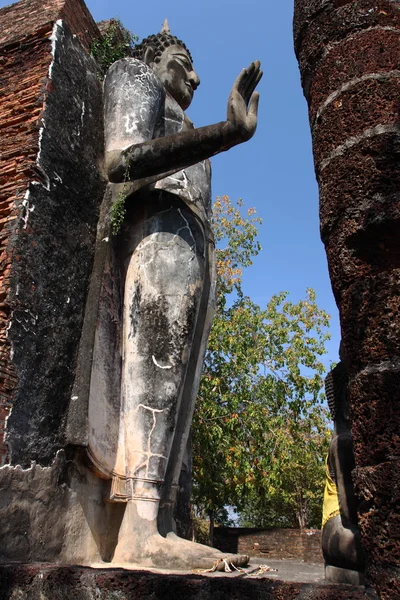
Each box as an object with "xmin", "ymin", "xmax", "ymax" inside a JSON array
[
  {"xmin": 0, "ymin": 564, "xmax": 373, "ymax": 600},
  {"xmin": 294, "ymin": 1, "xmax": 400, "ymax": 597}
]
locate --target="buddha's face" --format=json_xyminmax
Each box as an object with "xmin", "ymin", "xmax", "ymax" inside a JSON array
[{"xmin": 150, "ymin": 45, "xmax": 200, "ymax": 110}]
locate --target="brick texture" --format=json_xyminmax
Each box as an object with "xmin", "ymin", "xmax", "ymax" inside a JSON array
[
  {"xmin": 0, "ymin": 0, "xmax": 98, "ymax": 49},
  {"xmin": 0, "ymin": 0, "xmax": 100, "ymax": 464}
]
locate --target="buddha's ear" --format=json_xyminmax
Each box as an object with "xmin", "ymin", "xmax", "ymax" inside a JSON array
[{"xmin": 143, "ymin": 46, "xmax": 155, "ymax": 67}]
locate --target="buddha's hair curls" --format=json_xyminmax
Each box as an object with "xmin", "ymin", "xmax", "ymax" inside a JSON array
[{"xmin": 133, "ymin": 32, "xmax": 193, "ymax": 64}]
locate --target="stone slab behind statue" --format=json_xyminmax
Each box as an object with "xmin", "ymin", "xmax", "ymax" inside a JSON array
[{"xmin": 0, "ymin": 0, "xmax": 108, "ymax": 562}]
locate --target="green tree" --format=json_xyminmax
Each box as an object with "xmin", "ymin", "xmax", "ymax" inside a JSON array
[
  {"xmin": 192, "ymin": 196, "xmax": 330, "ymax": 539},
  {"xmin": 237, "ymin": 403, "xmax": 330, "ymax": 529}
]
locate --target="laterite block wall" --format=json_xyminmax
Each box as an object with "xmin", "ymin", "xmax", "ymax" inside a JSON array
[{"xmin": 294, "ymin": 1, "xmax": 400, "ymax": 597}]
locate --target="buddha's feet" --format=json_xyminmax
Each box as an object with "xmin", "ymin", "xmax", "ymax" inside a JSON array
[
  {"xmin": 166, "ymin": 532, "xmax": 250, "ymax": 570},
  {"xmin": 112, "ymin": 531, "xmax": 249, "ymax": 571},
  {"xmin": 110, "ymin": 500, "xmax": 249, "ymax": 570},
  {"xmin": 165, "ymin": 531, "xmax": 244, "ymax": 562}
]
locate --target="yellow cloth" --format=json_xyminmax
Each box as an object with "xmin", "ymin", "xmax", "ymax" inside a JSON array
[{"xmin": 322, "ymin": 456, "xmax": 340, "ymax": 528}]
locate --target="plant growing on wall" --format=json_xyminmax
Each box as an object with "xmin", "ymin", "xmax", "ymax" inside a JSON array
[{"xmin": 91, "ymin": 19, "xmax": 138, "ymax": 74}]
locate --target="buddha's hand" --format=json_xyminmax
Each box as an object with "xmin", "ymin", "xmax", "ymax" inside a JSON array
[{"xmin": 227, "ymin": 60, "xmax": 262, "ymax": 143}]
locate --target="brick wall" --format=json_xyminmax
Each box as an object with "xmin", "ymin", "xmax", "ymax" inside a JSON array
[
  {"xmin": 0, "ymin": 0, "xmax": 98, "ymax": 48},
  {"xmin": 213, "ymin": 527, "xmax": 323, "ymax": 564},
  {"xmin": 0, "ymin": 0, "xmax": 100, "ymax": 464}
]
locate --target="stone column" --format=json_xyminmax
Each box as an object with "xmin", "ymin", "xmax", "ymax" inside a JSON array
[{"xmin": 294, "ymin": 1, "xmax": 400, "ymax": 596}]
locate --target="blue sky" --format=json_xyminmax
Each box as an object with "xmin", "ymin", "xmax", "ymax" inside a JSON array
[{"xmin": 1, "ymin": 0, "xmax": 341, "ymax": 366}]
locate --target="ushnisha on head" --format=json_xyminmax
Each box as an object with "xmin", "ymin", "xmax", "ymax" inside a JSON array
[{"xmin": 133, "ymin": 19, "xmax": 200, "ymax": 110}]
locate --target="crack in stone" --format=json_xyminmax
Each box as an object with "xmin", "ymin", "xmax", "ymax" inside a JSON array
[
  {"xmin": 177, "ymin": 208, "xmax": 196, "ymax": 247},
  {"xmin": 131, "ymin": 404, "xmax": 166, "ymax": 478}
]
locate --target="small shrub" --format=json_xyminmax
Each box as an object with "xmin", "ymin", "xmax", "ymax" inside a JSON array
[
  {"xmin": 92, "ymin": 19, "xmax": 138, "ymax": 74},
  {"xmin": 110, "ymin": 192, "xmax": 127, "ymax": 235}
]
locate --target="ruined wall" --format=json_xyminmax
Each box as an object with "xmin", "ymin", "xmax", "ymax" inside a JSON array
[
  {"xmin": 294, "ymin": 1, "xmax": 400, "ymax": 597},
  {"xmin": 214, "ymin": 528, "xmax": 323, "ymax": 564},
  {"xmin": 0, "ymin": 1, "xmax": 65, "ymax": 466},
  {"xmin": 0, "ymin": 0, "xmax": 105, "ymax": 466},
  {"xmin": 0, "ymin": 0, "xmax": 113, "ymax": 564}
]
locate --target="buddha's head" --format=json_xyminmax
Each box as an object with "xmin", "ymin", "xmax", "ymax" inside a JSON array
[{"xmin": 133, "ymin": 20, "xmax": 200, "ymax": 110}]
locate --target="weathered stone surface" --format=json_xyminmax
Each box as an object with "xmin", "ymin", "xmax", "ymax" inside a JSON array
[
  {"xmin": 0, "ymin": 0, "xmax": 102, "ymax": 464},
  {"xmin": 0, "ymin": 0, "xmax": 105, "ymax": 467},
  {"xmin": 312, "ymin": 78, "xmax": 400, "ymax": 165},
  {"xmin": 319, "ymin": 133, "xmax": 400, "ymax": 248},
  {"xmin": 294, "ymin": 0, "xmax": 400, "ymax": 596},
  {"xmin": 307, "ymin": 29, "xmax": 400, "ymax": 124},
  {"xmin": 340, "ymin": 281, "xmax": 400, "ymax": 373},
  {"xmin": 293, "ymin": 0, "xmax": 331, "ymax": 52},
  {"xmin": 0, "ymin": 452, "xmax": 113, "ymax": 564},
  {"xmin": 349, "ymin": 370, "xmax": 400, "ymax": 466},
  {"xmin": 0, "ymin": 564, "xmax": 374, "ymax": 600},
  {"xmin": 0, "ymin": 0, "xmax": 111, "ymax": 568},
  {"xmin": 355, "ymin": 462, "xmax": 400, "ymax": 599},
  {"xmin": 0, "ymin": 15, "xmax": 53, "ymax": 467},
  {"xmin": 294, "ymin": 0, "xmax": 400, "ymax": 95},
  {"xmin": 355, "ymin": 462, "xmax": 400, "ymax": 552}
]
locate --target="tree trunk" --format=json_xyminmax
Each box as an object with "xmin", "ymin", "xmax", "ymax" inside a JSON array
[{"xmin": 208, "ymin": 511, "xmax": 215, "ymax": 547}]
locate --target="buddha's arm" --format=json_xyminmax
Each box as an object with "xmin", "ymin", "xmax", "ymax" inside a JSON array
[{"xmin": 105, "ymin": 121, "xmax": 238, "ymax": 184}]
